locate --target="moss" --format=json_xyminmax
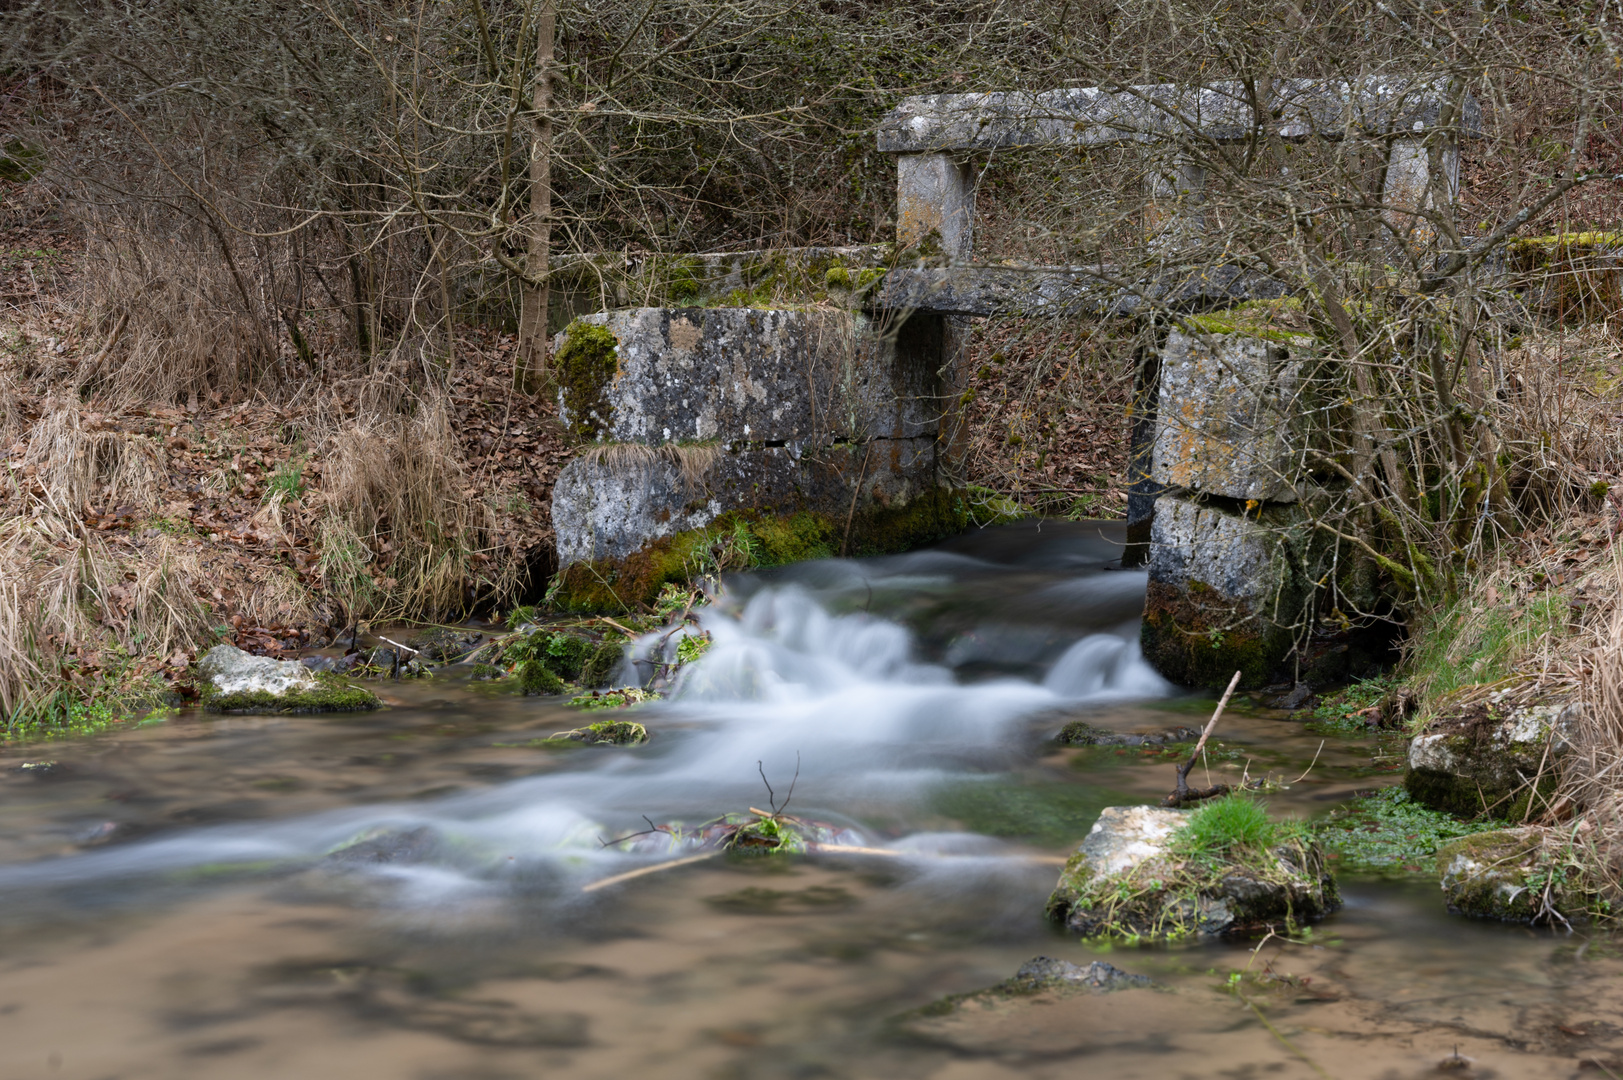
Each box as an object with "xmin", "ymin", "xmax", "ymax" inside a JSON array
[
  {"xmin": 1055, "ymin": 720, "xmax": 1110, "ymax": 745},
  {"xmin": 1140, "ymin": 580, "xmax": 1287, "ymax": 691},
  {"xmin": 825, "ymin": 264, "xmax": 853, "ymax": 290},
  {"xmin": 539, "ymin": 719, "xmax": 649, "ymax": 746},
  {"xmin": 581, "ymin": 638, "xmax": 625, "ymax": 687},
  {"xmin": 1184, "ymin": 298, "xmax": 1316, "ymax": 346},
  {"xmin": 203, "ymin": 673, "xmax": 380, "ymax": 714},
  {"xmin": 517, "ymin": 659, "xmax": 567, "ymax": 695},
  {"xmin": 549, "ymin": 490, "xmax": 970, "ymax": 614},
  {"xmin": 566, "ymin": 687, "xmax": 656, "ymax": 710},
  {"xmin": 665, "ymin": 256, "xmax": 708, "ymax": 302},
  {"xmin": 555, "ymin": 320, "xmax": 620, "ymax": 439}
]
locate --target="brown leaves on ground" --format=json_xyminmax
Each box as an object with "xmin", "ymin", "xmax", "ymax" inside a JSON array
[{"xmin": 957, "ymin": 319, "xmax": 1135, "ymax": 517}]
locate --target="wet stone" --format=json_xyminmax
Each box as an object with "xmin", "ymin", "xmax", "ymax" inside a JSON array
[
  {"xmin": 321, "ymin": 826, "xmax": 440, "ymax": 867},
  {"xmin": 1055, "ymin": 720, "xmax": 1200, "ymax": 746},
  {"xmin": 196, "ymin": 644, "xmax": 380, "ymax": 714},
  {"xmin": 1008, "ymin": 957, "xmax": 1152, "ymax": 991}
]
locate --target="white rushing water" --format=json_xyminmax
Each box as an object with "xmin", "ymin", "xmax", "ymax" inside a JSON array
[{"xmin": 0, "ymin": 569, "xmax": 1173, "ymax": 899}]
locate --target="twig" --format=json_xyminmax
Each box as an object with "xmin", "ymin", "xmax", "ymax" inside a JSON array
[
  {"xmin": 1165, "ymin": 670, "xmax": 1242, "ymax": 807},
  {"xmin": 580, "ymin": 851, "xmax": 719, "ymax": 892},
  {"xmin": 1289, "ymin": 740, "xmax": 1326, "ymax": 785},
  {"xmin": 597, "ymin": 616, "xmax": 640, "ymax": 638},
  {"xmin": 758, "ymin": 752, "xmax": 800, "ymax": 816}
]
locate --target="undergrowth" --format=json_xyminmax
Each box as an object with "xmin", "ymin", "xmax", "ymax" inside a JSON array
[{"xmin": 1316, "ymin": 786, "xmax": 1500, "ymax": 875}]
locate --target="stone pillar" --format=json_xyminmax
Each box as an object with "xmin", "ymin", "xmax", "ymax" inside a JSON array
[
  {"xmin": 1145, "ymin": 155, "xmax": 1205, "ymax": 252},
  {"xmin": 896, "ymin": 152, "xmax": 975, "ymax": 262},
  {"xmin": 1141, "ymin": 325, "xmax": 1320, "ymax": 689},
  {"xmin": 1382, "ymin": 137, "xmax": 1459, "ymax": 240}
]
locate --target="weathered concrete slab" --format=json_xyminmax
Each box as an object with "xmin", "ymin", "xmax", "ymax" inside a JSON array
[
  {"xmin": 878, "ymin": 77, "xmax": 1482, "ymax": 154},
  {"xmin": 874, "ymin": 263, "xmax": 1293, "ymax": 318},
  {"xmin": 1153, "ymin": 327, "xmax": 1313, "ymax": 503},
  {"xmin": 552, "ymin": 437, "xmax": 938, "ymax": 567},
  {"xmin": 553, "ymin": 307, "xmax": 941, "ymax": 445}
]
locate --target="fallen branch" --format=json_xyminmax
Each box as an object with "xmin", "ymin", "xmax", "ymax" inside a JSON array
[
  {"xmin": 580, "ymin": 851, "xmax": 719, "ymax": 892},
  {"xmin": 1163, "ymin": 669, "xmax": 1242, "ymax": 807},
  {"xmin": 578, "ymin": 844, "xmax": 1070, "ymax": 892}
]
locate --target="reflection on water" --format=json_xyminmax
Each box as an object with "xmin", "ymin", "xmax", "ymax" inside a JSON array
[{"xmin": 0, "ymin": 520, "xmax": 1615, "ymax": 1078}]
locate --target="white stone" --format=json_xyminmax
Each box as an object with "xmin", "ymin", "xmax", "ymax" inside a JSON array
[
  {"xmin": 195, "ymin": 644, "xmax": 318, "ymax": 697},
  {"xmin": 1075, "ymin": 805, "xmax": 1189, "ymax": 876}
]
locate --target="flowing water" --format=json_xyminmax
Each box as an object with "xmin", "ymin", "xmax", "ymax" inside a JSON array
[{"xmin": 1, "ymin": 519, "xmax": 1620, "ymax": 1079}]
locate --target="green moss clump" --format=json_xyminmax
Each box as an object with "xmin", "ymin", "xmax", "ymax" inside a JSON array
[
  {"xmin": 203, "ymin": 674, "xmax": 380, "ymax": 714},
  {"xmin": 517, "ymin": 659, "xmax": 567, "ymax": 695},
  {"xmin": 1183, "ymin": 298, "xmax": 1316, "ymax": 345},
  {"xmin": 555, "ymin": 320, "xmax": 620, "ymax": 439},
  {"xmin": 581, "ymin": 638, "xmax": 626, "ymax": 687},
  {"xmin": 540, "ymin": 719, "xmax": 649, "ymax": 746},
  {"xmin": 566, "ymin": 687, "xmax": 657, "ymax": 710},
  {"xmin": 1055, "ymin": 721, "xmax": 1110, "ymax": 745},
  {"xmin": 825, "ymin": 264, "xmax": 853, "ymax": 290}
]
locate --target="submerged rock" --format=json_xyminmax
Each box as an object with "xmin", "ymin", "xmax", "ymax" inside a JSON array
[
  {"xmin": 1007, "ymin": 957, "xmax": 1152, "ymax": 992},
  {"xmin": 1437, "ymin": 827, "xmax": 1588, "ymax": 925},
  {"xmin": 195, "ymin": 644, "xmax": 379, "ymax": 713},
  {"xmin": 322, "ymin": 825, "xmax": 440, "ymax": 867},
  {"xmin": 1405, "ymin": 700, "xmax": 1578, "ymax": 819},
  {"xmin": 893, "ymin": 954, "xmax": 1155, "ymax": 1056},
  {"xmin": 1055, "ymin": 720, "xmax": 1201, "ymax": 746},
  {"xmin": 1045, "ymin": 803, "xmax": 1339, "ymax": 939}
]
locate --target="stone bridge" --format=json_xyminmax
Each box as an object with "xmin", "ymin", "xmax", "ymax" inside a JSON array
[{"xmin": 547, "ymin": 76, "xmax": 1481, "ymax": 688}]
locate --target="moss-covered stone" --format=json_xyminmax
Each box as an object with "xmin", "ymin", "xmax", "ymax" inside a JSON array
[
  {"xmin": 1507, "ymin": 233, "xmax": 1622, "ymax": 322},
  {"xmin": 1045, "ymin": 804, "xmax": 1339, "ymax": 940},
  {"xmin": 1404, "ymin": 701, "xmax": 1577, "ymax": 820},
  {"xmin": 517, "ymin": 658, "xmax": 567, "ymax": 695},
  {"xmin": 550, "ymin": 490, "xmax": 969, "ymax": 614},
  {"xmin": 1437, "ymin": 828, "xmax": 1590, "ymax": 924},
  {"xmin": 539, "ymin": 719, "xmax": 649, "ymax": 746},
  {"xmin": 554, "ymin": 320, "xmax": 620, "ymax": 439},
  {"xmin": 204, "ymin": 673, "xmax": 380, "ymax": 714}
]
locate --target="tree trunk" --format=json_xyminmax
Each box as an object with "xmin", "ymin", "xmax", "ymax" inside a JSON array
[{"xmin": 516, "ymin": 0, "xmax": 554, "ymax": 394}]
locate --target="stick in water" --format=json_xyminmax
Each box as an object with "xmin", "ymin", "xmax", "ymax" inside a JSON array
[{"xmin": 1166, "ymin": 669, "xmax": 1242, "ymax": 807}]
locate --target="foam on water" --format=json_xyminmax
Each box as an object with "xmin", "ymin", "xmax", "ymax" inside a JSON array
[{"xmin": 0, "ymin": 573, "xmax": 1172, "ymax": 898}]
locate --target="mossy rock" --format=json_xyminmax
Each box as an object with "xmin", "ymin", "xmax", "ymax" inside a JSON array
[
  {"xmin": 1437, "ymin": 828, "xmax": 1590, "ymax": 924},
  {"xmin": 1141, "ymin": 580, "xmax": 1291, "ymax": 691},
  {"xmin": 1044, "ymin": 804, "xmax": 1339, "ymax": 940},
  {"xmin": 1183, "ymin": 297, "xmax": 1318, "ymax": 346},
  {"xmin": 554, "ymin": 320, "xmax": 620, "ymax": 439},
  {"xmin": 1404, "ymin": 701, "xmax": 1577, "ymax": 820},
  {"xmin": 517, "ymin": 659, "xmax": 567, "ymax": 696},
  {"xmin": 204, "ymin": 673, "xmax": 379, "ymax": 714},
  {"xmin": 539, "ymin": 719, "xmax": 649, "ymax": 746},
  {"xmin": 550, "ymin": 489, "xmax": 970, "ymax": 614}
]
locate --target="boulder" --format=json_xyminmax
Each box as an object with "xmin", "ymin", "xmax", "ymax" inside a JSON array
[
  {"xmin": 195, "ymin": 644, "xmax": 379, "ymax": 713},
  {"xmin": 1437, "ymin": 827, "xmax": 1588, "ymax": 924},
  {"xmin": 1405, "ymin": 700, "xmax": 1579, "ymax": 819},
  {"xmin": 1045, "ymin": 805, "xmax": 1339, "ymax": 939}
]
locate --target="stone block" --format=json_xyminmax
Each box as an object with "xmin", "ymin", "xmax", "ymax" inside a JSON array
[
  {"xmin": 1438, "ymin": 827, "xmax": 1589, "ymax": 925},
  {"xmin": 552, "ymin": 438, "xmax": 939, "ymax": 568},
  {"xmin": 1152, "ymin": 327, "xmax": 1313, "ymax": 503},
  {"xmin": 553, "ymin": 307, "xmax": 939, "ymax": 445},
  {"xmin": 1140, "ymin": 493, "xmax": 1305, "ymax": 689}
]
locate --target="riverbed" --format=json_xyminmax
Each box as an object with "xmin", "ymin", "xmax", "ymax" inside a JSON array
[{"xmin": 0, "ymin": 520, "xmax": 1616, "ymax": 1079}]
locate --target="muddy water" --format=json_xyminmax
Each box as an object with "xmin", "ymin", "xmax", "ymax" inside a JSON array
[{"xmin": 0, "ymin": 520, "xmax": 1618, "ymax": 1079}]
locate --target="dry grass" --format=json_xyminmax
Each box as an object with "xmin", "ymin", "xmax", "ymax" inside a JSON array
[
  {"xmin": 580, "ymin": 441, "xmax": 719, "ymax": 489},
  {"xmin": 317, "ymin": 390, "xmax": 517, "ymax": 622},
  {"xmin": 20, "ymin": 397, "xmax": 167, "ymax": 511},
  {"xmin": 67, "ymin": 221, "xmax": 280, "ymax": 406},
  {"xmin": 0, "ymin": 509, "xmax": 211, "ymax": 727}
]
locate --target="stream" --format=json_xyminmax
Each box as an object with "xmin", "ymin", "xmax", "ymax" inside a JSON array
[{"xmin": 0, "ymin": 519, "xmax": 1618, "ymax": 1079}]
